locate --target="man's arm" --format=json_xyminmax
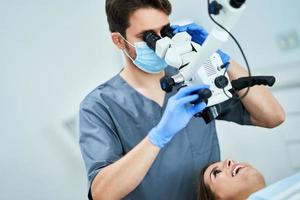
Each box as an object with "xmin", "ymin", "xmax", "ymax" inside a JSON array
[
  {"xmin": 171, "ymin": 23, "xmax": 285, "ymax": 128},
  {"xmin": 227, "ymin": 60, "xmax": 285, "ymax": 128},
  {"xmin": 91, "ymin": 137, "xmax": 160, "ymax": 200},
  {"xmin": 89, "ymin": 84, "xmax": 208, "ymax": 200}
]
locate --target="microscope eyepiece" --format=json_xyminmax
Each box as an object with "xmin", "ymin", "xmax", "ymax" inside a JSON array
[
  {"xmin": 143, "ymin": 25, "xmax": 174, "ymax": 51},
  {"xmin": 161, "ymin": 25, "xmax": 174, "ymax": 38},
  {"xmin": 143, "ymin": 31, "xmax": 160, "ymax": 51},
  {"xmin": 230, "ymin": 0, "xmax": 246, "ymax": 8}
]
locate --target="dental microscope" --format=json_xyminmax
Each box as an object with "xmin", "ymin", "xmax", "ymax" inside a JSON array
[{"xmin": 143, "ymin": 0, "xmax": 275, "ymax": 123}]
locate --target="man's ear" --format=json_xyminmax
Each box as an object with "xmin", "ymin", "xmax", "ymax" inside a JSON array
[{"xmin": 111, "ymin": 32, "xmax": 126, "ymax": 50}]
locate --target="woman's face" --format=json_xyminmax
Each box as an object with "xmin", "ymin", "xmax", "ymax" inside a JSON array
[{"xmin": 203, "ymin": 159, "xmax": 266, "ymax": 200}]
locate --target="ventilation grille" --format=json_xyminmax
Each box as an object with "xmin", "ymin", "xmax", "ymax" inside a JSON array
[{"xmin": 204, "ymin": 59, "xmax": 217, "ymax": 77}]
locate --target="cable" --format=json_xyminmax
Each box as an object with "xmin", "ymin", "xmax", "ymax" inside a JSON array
[{"xmin": 207, "ymin": 0, "xmax": 251, "ymax": 100}]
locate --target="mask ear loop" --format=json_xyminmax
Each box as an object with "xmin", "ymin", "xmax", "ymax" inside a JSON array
[
  {"xmin": 122, "ymin": 49, "xmax": 134, "ymax": 62},
  {"xmin": 118, "ymin": 33, "xmax": 135, "ymax": 62},
  {"xmin": 118, "ymin": 33, "xmax": 135, "ymax": 47}
]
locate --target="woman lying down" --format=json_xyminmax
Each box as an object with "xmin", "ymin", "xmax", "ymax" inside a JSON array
[{"xmin": 198, "ymin": 159, "xmax": 300, "ymax": 200}]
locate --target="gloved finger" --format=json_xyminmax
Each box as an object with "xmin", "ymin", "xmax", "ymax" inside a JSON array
[
  {"xmin": 189, "ymin": 102, "xmax": 207, "ymax": 115},
  {"xmin": 217, "ymin": 49, "xmax": 231, "ymax": 64},
  {"xmin": 178, "ymin": 26, "xmax": 188, "ymax": 32},
  {"xmin": 170, "ymin": 24, "xmax": 180, "ymax": 33},
  {"xmin": 187, "ymin": 23, "xmax": 208, "ymax": 35},
  {"xmin": 189, "ymin": 32, "xmax": 206, "ymax": 44},
  {"xmin": 170, "ymin": 25, "xmax": 180, "ymax": 29},
  {"xmin": 176, "ymin": 94, "xmax": 199, "ymax": 106},
  {"xmin": 173, "ymin": 29, "xmax": 180, "ymax": 34},
  {"xmin": 187, "ymin": 30, "xmax": 208, "ymax": 40},
  {"xmin": 171, "ymin": 25, "xmax": 185, "ymax": 34},
  {"xmin": 174, "ymin": 84, "xmax": 209, "ymax": 100},
  {"xmin": 186, "ymin": 23, "xmax": 201, "ymax": 30},
  {"xmin": 172, "ymin": 23, "xmax": 192, "ymax": 34},
  {"xmin": 188, "ymin": 30, "xmax": 209, "ymax": 39}
]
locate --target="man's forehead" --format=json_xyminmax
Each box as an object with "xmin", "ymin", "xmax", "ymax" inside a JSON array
[{"xmin": 128, "ymin": 8, "xmax": 170, "ymax": 33}]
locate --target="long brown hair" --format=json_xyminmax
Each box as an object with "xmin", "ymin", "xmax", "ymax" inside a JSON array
[{"xmin": 198, "ymin": 163, "xmax": 216, "ymax": 200}]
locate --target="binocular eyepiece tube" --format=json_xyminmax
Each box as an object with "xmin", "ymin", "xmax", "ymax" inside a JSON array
[
  {"xmin": 143, "ymin": 31, "xmax": 160, "ymax": 51},
  {"xmin": 230, "ymin": 0, "xmax": 246, "ymax": 8},
  {"xmin": 143, "ymin": 25, "xmax": 174, "ymax": 51}
]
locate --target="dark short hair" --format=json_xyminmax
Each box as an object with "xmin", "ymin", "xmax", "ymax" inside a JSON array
[
  {"xmin": 105, "ymin": 0, "xmax": 172, "ymax": 37},
  {"xmin": 198, "ymin": 163, "xmax": 216, "ymax": 200}
]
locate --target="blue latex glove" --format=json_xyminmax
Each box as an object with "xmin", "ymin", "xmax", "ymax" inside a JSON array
[
  {"xmin": 148, "ymin": 84, "xmax": 208, "ymax": 148},
  {"xmin": 172, "ymin": 23, "xmax": 208, "ymax": 46},
  {"xmin": 171, "ymin": 23, "xmax": 230, "ymax": 66}
]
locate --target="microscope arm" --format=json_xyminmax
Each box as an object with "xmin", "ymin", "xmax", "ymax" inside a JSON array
[{"xmin": 173, "ymin": 0, "xmax": 246, "ymax": 84}]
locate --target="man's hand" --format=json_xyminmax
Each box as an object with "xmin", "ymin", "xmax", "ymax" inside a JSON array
[
  {"xmin": 148, "ymin": 84, "xmax": 208, "ymax": 148},
  {"xmin": 171, "ymin": 23, "xmax": 231, "ymax": 66},
  {"xmin": 172, "ymin": 23, "xmax": 208, "ymax": 45}
]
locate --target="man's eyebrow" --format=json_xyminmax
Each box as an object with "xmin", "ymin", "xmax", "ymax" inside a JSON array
[
  {"xmin": 136, "ymin": 23, "xmax": 171, "ymax": 37},
  {"xmin": 210, "ymin": 166, "xmax": 218, "ymax": 181},
  {"xmin": 136, "ymin": 31, "xmax": 149, "ymax": 38}
]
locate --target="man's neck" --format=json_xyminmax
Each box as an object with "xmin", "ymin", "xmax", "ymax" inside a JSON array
[{"xmin": 120, "ymin": 62, "xmax": 165, "ymax": 90}]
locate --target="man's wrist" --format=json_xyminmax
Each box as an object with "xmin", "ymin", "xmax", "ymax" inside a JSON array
[{"xmin": 147, "ymin": 127, "xmax": 166, "ymax": 149}]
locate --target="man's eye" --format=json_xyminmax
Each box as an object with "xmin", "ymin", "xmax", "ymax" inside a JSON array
[{"xmin": 213, "ymin": 169, "xmax": 221, "ymax": 177}]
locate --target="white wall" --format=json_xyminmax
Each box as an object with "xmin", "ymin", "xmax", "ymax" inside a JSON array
[
  {"xmin": 0, "ymin": 0, "xmax": 299, "ymax": 199},
  {"xmin": 0, "ymin": 0, "xmax": 120, "ymax": 199}
]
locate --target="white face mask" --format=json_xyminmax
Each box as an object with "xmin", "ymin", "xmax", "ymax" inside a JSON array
[{"xmin": 119, "ymin": 34, "xmax": 168, "ymax": 74}]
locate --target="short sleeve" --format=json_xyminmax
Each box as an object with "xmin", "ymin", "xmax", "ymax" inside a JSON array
[
  {"xmin": 79, "ymin": 97, "xmax": 123, "ymax": 199},
  {"xmin": 216, "ymin": 97, "xmax": 252, "ymax": 125}
]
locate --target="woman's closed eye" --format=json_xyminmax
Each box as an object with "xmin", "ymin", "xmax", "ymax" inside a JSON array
[{"xmin": 213, "ymin": 169, "xmax": 221, "ymax": 177}]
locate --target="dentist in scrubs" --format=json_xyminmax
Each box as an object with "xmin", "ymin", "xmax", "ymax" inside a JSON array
[{"xmin": 79, "ymin": 0, "xmax": 285, "ymax": 199}]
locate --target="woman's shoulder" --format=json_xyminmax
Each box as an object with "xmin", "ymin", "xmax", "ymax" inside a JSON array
[{"xmin": 248, "ymin": 172, "xmax": 300, "ymax": 200}]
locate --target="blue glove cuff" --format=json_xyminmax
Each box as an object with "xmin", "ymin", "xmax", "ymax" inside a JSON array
[{"xmin": 148, "ymin": 127, "xmax": 169, "ymax": 149}]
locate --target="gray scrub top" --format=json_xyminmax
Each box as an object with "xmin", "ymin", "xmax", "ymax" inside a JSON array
[{"xmin": 79, "ymin": 66, "xmax": 252, "ymax": 200}]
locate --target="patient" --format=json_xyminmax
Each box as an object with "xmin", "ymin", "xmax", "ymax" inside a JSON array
[{"xmin": 198, "ymin": 159, "xmax": 266, "ymax": 200}]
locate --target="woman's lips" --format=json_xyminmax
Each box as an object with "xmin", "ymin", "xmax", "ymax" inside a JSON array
[{"xmin": 232, "ymin": 164, "xmax": 246, "ymax": 177}]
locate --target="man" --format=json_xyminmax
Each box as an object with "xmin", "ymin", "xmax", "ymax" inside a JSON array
[{"xmin": 79, "ymin": 0, "xmax": 285, "ymax": 199}]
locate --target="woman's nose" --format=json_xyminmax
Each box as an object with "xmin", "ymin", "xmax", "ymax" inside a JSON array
[{"xmin": 226, "ymin": 159, "xmax": 234, "ymax": 168}]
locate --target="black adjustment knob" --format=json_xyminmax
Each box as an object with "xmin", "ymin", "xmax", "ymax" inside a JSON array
[
  {"xmin": 191, "ymin": 88, "xmax": 212, "ymax": 105},
  {"xmin": 209, "ymin": 1, "xmax": 223, "ymax": 15},
  {"xmin": 215, "ymin": 75, "xmax": 229, "ymax": 89},
  {"xmin": 160, "ymin": 76, "xmax": 175, "ymax": 93}
]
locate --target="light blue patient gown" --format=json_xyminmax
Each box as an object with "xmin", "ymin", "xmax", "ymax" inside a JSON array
[
  {"xmin": 79, "ymin": 66, "xmax": 252, "ymax": 200},
  {"xmin": 248, "ymin": 172, "xmax": 300, "ymax": 200}
]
